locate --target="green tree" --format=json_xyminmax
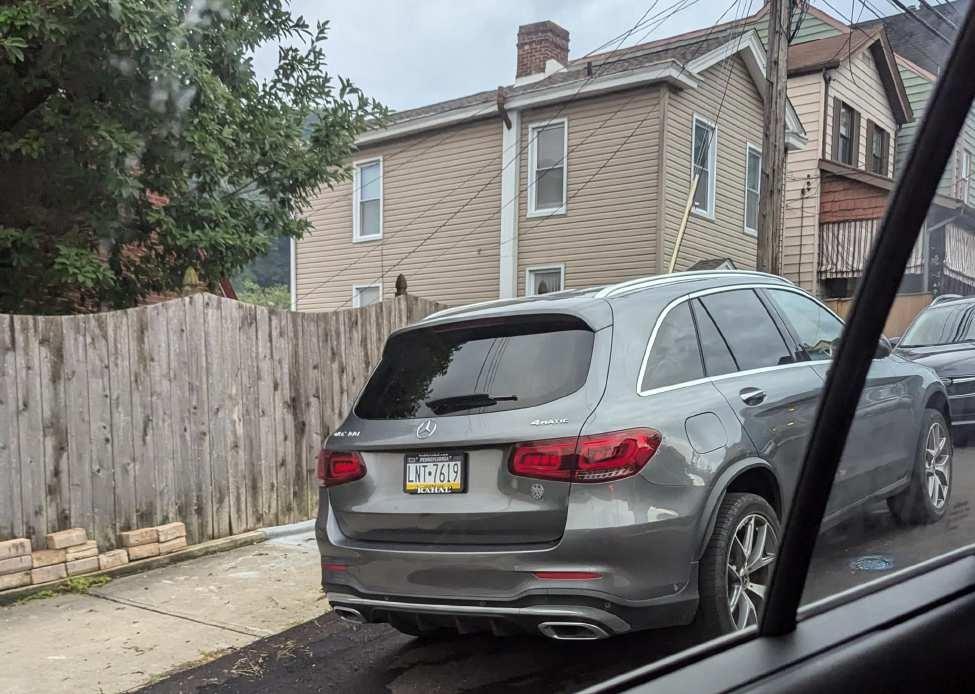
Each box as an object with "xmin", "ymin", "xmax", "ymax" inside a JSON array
[
  {"xmin": 235, "ymin": 277, "xmax": 289, "ymax": 309},
  {"xmin": 0, "ymin": 0, "xmax": 386, "ymax": 313}
]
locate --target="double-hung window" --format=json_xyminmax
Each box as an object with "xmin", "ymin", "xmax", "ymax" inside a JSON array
[
  {"xmin": 867, "ymin": 121, "xmax": 890, "ymax": 176},
  {"xmin": 528, "ymin": 120, "xmax": 567, "ymax": 216},
  {"xmin": 353, "ymin": 158, "xmax": 382, "ymax": 241},
  {"xmin": 692, "ymin": 115, "xmax": 717, "ymax": 218},
  {"xmin": 962, "ymin": 150, "xmax": 974, "ymax": 204},
  {"xmin": 834, "ymin": 100, "xmax": 860, "ymax": 166},
  {"xmin": 744, "ymin": 144, "xmax": 762, "ymax": 235}
]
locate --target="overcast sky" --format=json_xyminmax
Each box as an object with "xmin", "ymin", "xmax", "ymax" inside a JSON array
[{"xmin": 252, "ymin": 0, "xmax": 891, "ymax": 112}]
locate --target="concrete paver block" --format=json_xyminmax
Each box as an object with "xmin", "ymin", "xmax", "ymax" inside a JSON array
[
  {"xmin": 31, "ymin": 549, "xmax": 66, "ymax": 568},
  {"xmin": 159, "ymin": 537, "xmax": 188, "ymax": 555},
  {"xmin": 0, "ymin": 555, "xmax": 32, "ymax": 576},
  {"xmin": 66, "ymin": 556, "xmax": 100, "ymax": 576},
  {"xmin": 0, "ymin": 538, "xmax": 31, "ymax": 560},
  {"xmin": 98, "ymin": 550, "xmax": 129, "ymax": 571},
  {"xmin": 46, "ymin": 528, "xmax": 88, "ymax": 549},
  {"xmin": 0, "ymin": 570, "xmax": 31, "ymax": 590},
  {"xmin": 31, "ymin": 563, "xmax": 67, "ymax": 584},
  {"xmin": 120, "ymin": 528, "xmax": 158, "ymax": 547},
  {"xmin": 156, "ymin": 522, "xmax": 187, "ymax": 543},
  {"xmin": 127, "ymin": 542, "xmax": 161, "ymax": 561},
  {"xmin": 64, "ymin": 541, "xmax": 98, "ymax": 561}
]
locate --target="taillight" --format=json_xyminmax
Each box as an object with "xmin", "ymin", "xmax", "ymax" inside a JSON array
[
  {"xmin": 317, "ymin": 449, "xmax": 367, "ymax": 487},
  {"xmin": 509, "ymin": 428, "xmax": 661, "ymax": 483}
]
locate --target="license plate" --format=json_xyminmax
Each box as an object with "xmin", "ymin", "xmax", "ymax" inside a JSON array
[{"xmin": 404, "ymin": 451, "xmax": 467, "ymax": 494}]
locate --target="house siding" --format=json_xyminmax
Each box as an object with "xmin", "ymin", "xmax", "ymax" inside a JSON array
[
  {"xmin": 782, "ymin": 72, "xmax": 825, "ymax": 292},
  {"xmin": 662, "ymin": 55, "xmax": 765, "ymax": 272},
  {"xmin": 296, "ymin": 117, "xmax": 503, "ymax": 310},
  {"xmin": 515, "ymin": 86, "xmax": 663, "ymax": 295},
  {"xmin": 755, "ymin": 11, "xmax": 843, "ymax": 46}
]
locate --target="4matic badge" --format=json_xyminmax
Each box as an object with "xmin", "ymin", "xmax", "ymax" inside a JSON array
[{"xmin": 530, "ymin": 418, "xmax": 569, "ymax": 426}]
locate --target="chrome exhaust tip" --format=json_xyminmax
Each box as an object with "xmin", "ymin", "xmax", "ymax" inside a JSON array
[
  {"xmin": 538, "ymin": 621, "xmax": 609, "ymax": 640},
  {"xmin": 334, "ymin": 606, "xmax": 367, "ymax": 625}
]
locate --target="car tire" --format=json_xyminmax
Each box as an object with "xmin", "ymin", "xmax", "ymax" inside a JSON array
[
  {"xmin": 888, "ymin": 409, "xmax": 952, "ymax": 526},
  {"xmin": 695, "ymin": 492, "xmax": 780, "ymax": 638}
]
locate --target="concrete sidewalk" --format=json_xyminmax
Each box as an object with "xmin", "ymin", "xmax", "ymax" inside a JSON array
[{"xmin": 0, "ymin": 525, "xmax": 324, "ymax": 694}]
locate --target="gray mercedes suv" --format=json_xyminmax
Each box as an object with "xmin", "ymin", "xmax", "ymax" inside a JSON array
[{"xmin": 315, "ymin": 271, "xmax": 951, "ymax": 640}]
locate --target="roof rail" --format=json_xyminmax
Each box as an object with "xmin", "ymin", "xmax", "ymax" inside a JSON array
[
  {"xmin": 421, "ymin": 286, "xmax": 608, "ymax": 322},
  {"xmin": 594, "ymin": 270, "xmax": 793, "ymax": 299},
  {"xmin": 931, "ymin": 294, "xmax": 964, "ymax": 305}
]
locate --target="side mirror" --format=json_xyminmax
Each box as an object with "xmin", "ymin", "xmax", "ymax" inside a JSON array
[{"xmin": 876, "ymin": 335, "xmax": 893, "ymax": 359}]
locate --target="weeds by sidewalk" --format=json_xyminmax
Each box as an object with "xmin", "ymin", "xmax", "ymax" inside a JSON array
[{"xmin": 14, "ymin": 575, "xmax": 112, "ymax": 605}]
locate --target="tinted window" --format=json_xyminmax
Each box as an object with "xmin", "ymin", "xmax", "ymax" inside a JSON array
[
  {"xmin": 700, "ymin": 290, "xmax": 792, "ymax": 370},
  {"xmin": 641, "ymin": 302, "xmax": 704, "ymax": 391},
  {"xmin": 692, "ymin": 299, "xmax": 738, "ymax": 376},
  {"xmin": 900, "ymin": 304, "xmax": 973, "ymax": 347},
  {"xmin": 767, "ymin": 289, "xmax": 843, "ymax": 361},
  {"xmin": 356, "ymin": 316, "xmax": 594, "ymax": 419}
]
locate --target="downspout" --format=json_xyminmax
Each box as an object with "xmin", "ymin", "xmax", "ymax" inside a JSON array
[
  {"xmin": 820, "ymin": 69, "xmax": 832, "ymax": 160},
  {"xmin": 499, "ymin": 106, "xmax": 520, "ymax": 298}
]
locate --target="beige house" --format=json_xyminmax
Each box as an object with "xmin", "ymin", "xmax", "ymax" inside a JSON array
[{"xmin": 295, "ymin": 20, "xmax": 807, "ymax": 311}]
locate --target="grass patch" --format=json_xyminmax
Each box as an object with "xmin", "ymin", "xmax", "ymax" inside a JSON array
[{"xmin": 14, "ymin": 574, "xmax": 112, "ymax": 604}]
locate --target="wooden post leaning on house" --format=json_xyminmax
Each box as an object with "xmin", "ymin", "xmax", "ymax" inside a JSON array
[{"xmin": 758, "ymin": 0, "xmax": 792, "ymax": 275}]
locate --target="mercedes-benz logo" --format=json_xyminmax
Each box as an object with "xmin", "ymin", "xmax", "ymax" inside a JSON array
[{"xmin": 416, "ymin": 419, "xmax": 437, "ymax": 440}]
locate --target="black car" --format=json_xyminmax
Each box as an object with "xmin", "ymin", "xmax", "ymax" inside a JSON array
[{"xmin": 895, "ymin": 295, "xmax": 975, "ymax": 445}]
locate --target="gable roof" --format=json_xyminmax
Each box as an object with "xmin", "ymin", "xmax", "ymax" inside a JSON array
[
  {"xmin": 787, "ymin": 29, "xmax": 913, "ymax": 125},
  {"xmin": 855, "ymin": 0, "xmax": 969, "ymax": 75},
  {"xmin": 361, "ymin": 25, "xmax": 807, "ymax": 148}
]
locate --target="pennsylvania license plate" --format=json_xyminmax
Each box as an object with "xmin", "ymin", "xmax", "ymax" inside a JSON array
[{"xmin": 403, "ymin": 451, "xmax": 467, "ymax": 494}]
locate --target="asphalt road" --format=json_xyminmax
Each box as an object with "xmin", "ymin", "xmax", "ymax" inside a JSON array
[{"xmin": 142, "ymin": 448, "xmax": 975, "ymax": 694}]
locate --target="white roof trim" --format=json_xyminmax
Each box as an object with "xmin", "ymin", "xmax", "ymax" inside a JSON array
[
  {"xmin": 357, "ymin": 60, "xmax": 698, "ymax": 147},
  {"xmin": 687, "ymin": 30, "xmax": 808, "ymax": 151}
]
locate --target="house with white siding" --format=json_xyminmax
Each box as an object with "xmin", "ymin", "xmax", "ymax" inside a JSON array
[{"xmin": 294, "ymin": 19, "xmax": 808, "ymax": 311}]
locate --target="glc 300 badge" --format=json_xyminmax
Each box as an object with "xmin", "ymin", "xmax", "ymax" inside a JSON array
[
  {"xmin": 530, "ymin": 418, "xmax": 569, "ymax": 426},
  {"xmin": 416, "ymin": 419, "xmax": 437, "ymax": 440}
]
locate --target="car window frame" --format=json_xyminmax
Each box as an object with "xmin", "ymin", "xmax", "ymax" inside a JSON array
[{"xmin": 758, "ymin": 287, "xmax": 846, "ymax": 362}]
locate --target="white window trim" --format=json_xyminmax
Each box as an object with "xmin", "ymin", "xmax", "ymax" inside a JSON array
[
  {"xmin": 743, "ymin": 143, "xmax": 762, "ymax": 237},
  {"xmin": 352, "ymin": 156, "xmax": 383, "ymax": 242},
  {"xmin": 351, "ymin": 282, "xmax": 383, "ymax": 308},
  {"xmin": 526, "ymin": 118, "xmax": 568, "ymax": 218},
  {"xmin": 690, "ymin": 114, "xmax": 718, "ymax": 220},
  {"xmin": 964, "ymin": 150, "xmax": 974, "ymax": 205},
  {"xmin": 525, "ymin": 263, "xmax": 566, "ymax": 296}
]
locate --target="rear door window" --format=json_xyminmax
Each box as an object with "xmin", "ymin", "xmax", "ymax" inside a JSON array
[
  {"xmin": 640, "ymin": 302, "xmax": 704, "ymax": 391},
  {"xmin": 691, "ymin": 299, "xmax": 738, "ymax": 377},
  {"xmin": 699, "ymin": 289, "xmax": 794, "ymax": 371},
  {"xmin": 356, "ymin": 315, "xmax": 594, "ymax": 419}
]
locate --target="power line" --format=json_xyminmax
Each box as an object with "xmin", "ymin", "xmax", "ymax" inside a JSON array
[
  {"xmin": 886, "ymin": 0, "xmax": 955, "ymax": 45},
  {"xmin": 326, "ymin": 0, "xmax": 755, "ymax": 309},
  {"xmin": 297, "ymin": 0, "xmax": 708, "ymax": 306},
  {"xmin": 918, "ymin": 0, "xmax": 960, "ymax": 31}
]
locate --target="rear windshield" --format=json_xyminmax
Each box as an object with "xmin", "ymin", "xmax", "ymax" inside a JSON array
[{"xmin": 356, "ymin": 315, "xmax": 595, "ymax": 419}]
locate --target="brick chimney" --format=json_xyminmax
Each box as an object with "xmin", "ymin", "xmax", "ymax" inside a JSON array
[{"xmin": 516, "ymin": 21, "xmax": 569, "ymax": 79}]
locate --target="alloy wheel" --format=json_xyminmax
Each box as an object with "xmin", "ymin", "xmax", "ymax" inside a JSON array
[
  {"xmin": 924, "ymin": 421, "xmax": 951, "ymax": 509},
  {"xmin": 726, "ymin": 513, "xmax": 777, "ymax": 630}
]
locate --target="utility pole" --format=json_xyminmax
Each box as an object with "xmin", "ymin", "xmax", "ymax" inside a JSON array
[{"xmin": 758, "ymin": 0, "xmax": 792, "ymax": 274}]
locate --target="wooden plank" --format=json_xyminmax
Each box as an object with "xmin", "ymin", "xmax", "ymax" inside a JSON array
[
  {"xmin": 85, "ymin": 313, "xmax": 117, "ymax": 549},
  {"xmin": 127, "ymin": 306, "xmax": 158, "ymax": 529},
  {"xmin": 302, "ymin": 314, "xmax": 325, "ymax": 518},
  {"xmin": 14, "ymin": 315, "xmax": 46, "ymax": 546},
  {"xmin": 0, "ymin": 314, "xmax": 24, "ymax": 540},
  {"xmin": 61, "ymin": 316, "xmax": 94, "ymax": 541},
  {"xmin": 238, "ymin": 303, "xmax": 263, "ymax": 531},
  {"xmin": 255, "ymin": 307, "xmax": 277, "ymax": 526},
  {"xmin": 185, "ymin": 294, "xmax": 214, "ymax": 541},
  {"xmin": 270, "ymin": 309, "xmax": 295, "ymax": 523},
  {"xmin": 146, "ymin": 304, "xmax": 182, "ymax": 523},
  {"xmin": 37, "ymin": 316, "xmax": 69, "ymax": 532},
  {"xmin": 220, "ymin": 299, "xmax": 246, "ymax": 534},
  {"xmin": 107, "ymin": 311, "xmax": 136, "ymax": 534},
  {"xmin": 163, "ymin": 299, "xmax": 196, "ymax": 542},
  {"xmin": 203, "ymin": 294, "xmax": 230, "ymax": 538},
  {"xmin": 321, "ymin": 311, "xmax": 342, "ymax": 436},
  {"xmin": 289, "ymin": 312, "xmax": 309, "ymax": 520}
]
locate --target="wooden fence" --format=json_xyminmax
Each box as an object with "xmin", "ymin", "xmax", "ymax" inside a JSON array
[
  {"xmin": 0, "ymin": 293, "xmax": 445, "ymax": 549},
  {"xmin": 824, "ymin": 292, "xmax": 932, "ymax": 337}
]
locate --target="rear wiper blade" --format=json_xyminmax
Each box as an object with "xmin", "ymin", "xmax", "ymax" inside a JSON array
[{"xmin": 425, "ymin": 393, "xmax": 518, "ymax": 414}]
